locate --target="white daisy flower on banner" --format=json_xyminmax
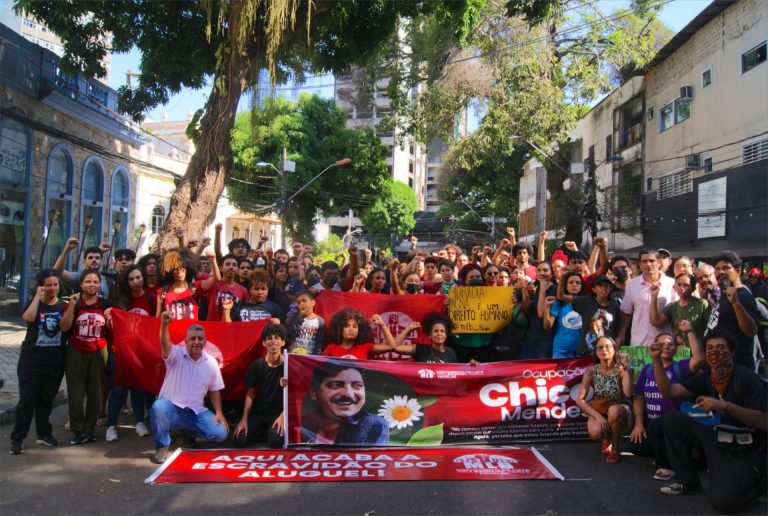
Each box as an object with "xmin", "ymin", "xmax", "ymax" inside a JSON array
[{"xmin": 378, "ymin": 395, "xmax": 424, "ymax": 430}]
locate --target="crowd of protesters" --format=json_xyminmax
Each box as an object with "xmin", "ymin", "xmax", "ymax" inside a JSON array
[{"xmin": 9, "ymin": 222, "xmax": 767, "ymax": 512}]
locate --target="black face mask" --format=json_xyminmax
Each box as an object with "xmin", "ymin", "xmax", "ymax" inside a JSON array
[
  {"xmin": 307, "ymin": 274, "xmax": 320, "ymax": 285},
  {"xmin": 612, "ymin": 267, "xmax": 627, "ymax": 283},
  {"xmin": 468, "ymin": 278, "xmax": 484, "ymax": 287},
  {"xmin": 405, "ymin": 283, "xmax": 420, "ymax": 294}
]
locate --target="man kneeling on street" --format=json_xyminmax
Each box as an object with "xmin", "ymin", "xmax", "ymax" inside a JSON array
[
  {"xmin": 150, "ymin": 312, "xmax": 229, "ymax": 463},
  {"xmin": 651, "ymin": 328, "xmax": 767, "ymax": 512}
]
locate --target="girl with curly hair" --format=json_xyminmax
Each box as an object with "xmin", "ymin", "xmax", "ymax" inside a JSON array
[
  {"xmin": 321, "ymin": 308, "xmax": 395, "ymax": 360},
  {"xmin": 156, "ymin": 248, "xmax": 207, "ymax": 320}
]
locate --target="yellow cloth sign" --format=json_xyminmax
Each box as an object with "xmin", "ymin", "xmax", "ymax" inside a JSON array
[{"xmin": 448, "ymin": 286, "xmax": 516, "ymax": 333}]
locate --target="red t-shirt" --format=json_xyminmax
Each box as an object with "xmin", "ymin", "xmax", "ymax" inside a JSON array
[
  {"xmin": 162, "ymin": 287, "xmax": 199, "ymax": 321},
  {"xmin": 68, "ymin": 297, "xmax": 108, "ymax": 353},
  {"xmin": 129, "ymin": 293, "xmax": 154, "ymax": 317},
  {"xmin": 205, "ymin": 281, "xmax": 249, "ymax": 322},
  {"xmin": 144, "ymin": 283, "xmax": 162, "ymax": 301},
  {"xmin": 321, "ymin": 342, "xmax": 375, "ymax": 360}
]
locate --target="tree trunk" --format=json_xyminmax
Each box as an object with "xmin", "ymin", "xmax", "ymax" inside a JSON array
[{"xmin": 154, "ymin": 10, "xmax": 252, "ymax": 251}]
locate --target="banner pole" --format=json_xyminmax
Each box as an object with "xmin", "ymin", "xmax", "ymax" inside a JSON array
[{"xmin": 283, "ymin": 350, "xmax": 288, "ymax": 449}]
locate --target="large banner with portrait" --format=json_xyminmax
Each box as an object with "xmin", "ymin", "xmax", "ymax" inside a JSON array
[
  {"xmin": 314, "ymin": 291, "xmax": 446, "ymax": 361},
  {"xmin": 111, "ymin": 310, "xmax": 267, "ymax": 399},
  {"xmin": 285, "ymin": 354, "xmax": 593, "ymax": 447}
]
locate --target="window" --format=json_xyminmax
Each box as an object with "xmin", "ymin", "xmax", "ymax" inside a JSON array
[
  {"xmin": 88, "ymin": 82, "xmax": 108, "ymax": 105},
  {"xmin": 80, "ymin": 158, "xmax": 104, "ymax": 256},
  {"xmin": 659, "ymin": 104, "xmax": 674, "ymax": 131},
  {"xmin": 45, "ymin": 147, "xmax": 74, "ymax": 267},
  {"xmin": 697, "ymin": 177, "xmax": 726, "ymax": 238},
  {"xmin": 110, "ymin": 169, "xmax": 130, "ymax": 249},
  {"xmin": 702, "ymin": 67, "xmax": 712, "ymax": 87},
  {"xmin": 151, "ymin": 205, "xmax": 165, "ymax": 234},
  {"xmin": 674, "ymin": 98, "xmax": 691, "ymax": 124},
  {"xmin": 646, "ymin": 177, "xmax": 653, "ymax": 192},
  {"xmin": 658, "ymin": 170, "xmax": 692, "ymax": 200},
  {"xmin": 743, "ymin": 138, "xmax": 768, "ymax": 165},
  {"xmin": 703, "ymin": 156, "xmax": 713, "ymax": 173},
  {"xmin": 605, "ymin": 135, "xmax": 613, "ymax": 159},
  {"xmin": 742, "ymin": 42, "xmax": 767, "ymax": 74}
]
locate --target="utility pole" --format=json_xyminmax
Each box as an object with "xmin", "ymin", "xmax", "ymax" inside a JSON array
[
  {"xmin": 280, "ymin": 147, "xmax": 288, "ymax": 249},
  {"xmin": 582, "ymin": 145, "xmax": 599, "ymax": 239}
]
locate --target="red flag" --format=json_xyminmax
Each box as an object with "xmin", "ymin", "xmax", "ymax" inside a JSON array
[
  {"xmin": 111, "ymin": 309, "xmax": 267, "ymax": 399},
  {"xmin": 314, "ymin": 291, "xmax": 446, "ymax": 361}
]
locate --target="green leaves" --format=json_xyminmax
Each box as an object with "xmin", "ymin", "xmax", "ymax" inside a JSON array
[
  {"xmin": 229, "ymin": 93, "xmax": 390, "ymax": 243},
  {"xmin": 407, "ymin": 423, "xmax": 444, "ymax": 446},
  {"xmin": 359, "ymin": 180, "xmax": 418, "ymax": 247}
]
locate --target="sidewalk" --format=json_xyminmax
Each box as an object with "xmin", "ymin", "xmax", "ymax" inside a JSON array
[{"xmin": 0, "ymin": 316, "xmax": 67, "ymax": 426}]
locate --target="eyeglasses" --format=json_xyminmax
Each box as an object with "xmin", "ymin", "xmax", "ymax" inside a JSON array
[
  {"xmin": 486, "ymin": 271, "xmax": 499, "ymax": 276},
  {"xmin": 595, "ymin": 345, "xmax": 613, "ymax": 351}
]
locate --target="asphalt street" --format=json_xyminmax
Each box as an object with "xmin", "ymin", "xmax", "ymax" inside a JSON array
[{"xmin": 1, "ymin": 402, "xmax": 765, "ymax": 515}]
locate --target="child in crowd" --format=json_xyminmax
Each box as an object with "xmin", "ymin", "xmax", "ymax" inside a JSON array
[
  {"xmin": 287, "ymin": 290, "xmax": 325, "ymax": 355},
  {"xmin": 233, "ymin": 323, "xmax": 287, "ymax": 448},
  {"xmin": 322, "ymin": 308, "xmax": 396, "ymax": 360},
  {"xmin": 221, "ymin": 270, "xmax": 285, "ymax": 323}
]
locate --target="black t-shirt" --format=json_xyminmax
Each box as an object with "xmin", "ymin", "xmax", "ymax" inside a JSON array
[
  {"xmin": 705, "ymin": 287, "xmax": 759, "ymax": 368},
  {"xmin": 19, "ymin": 299, "xmax": 68, "ymax": 375},
  {"xmin": 414, "ymin": 345, "xmax": 458, "ymax": 363},
  {"xmin": 526, "ymin": 284, "xmax": 557, "ymax": 343},
  {"xmin": 572, "ymin": 295, "xmax": 623, "ymax": 355},
  {"xmin": 243, "ymin": 358, "xmax": 284, "ymax": 417},
  {"xmin": 681, "ymin": 365, "xmax": 768, "ymax": 428},
  {"xmin": 231, "ymin": 300, "xmax": 285, "ymax": 323}
]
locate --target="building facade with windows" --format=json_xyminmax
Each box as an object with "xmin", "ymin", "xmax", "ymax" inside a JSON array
[
  {"xmin": 518, "ymin": 0, "xmax": 767, "ymax": 258},
  {"xmin": 1, "ymin": 24, "xmax": 144, "ymax": 315},
  {"xmin": 642, "ymin": 0, "xmax": 767, "ymax": 257}
]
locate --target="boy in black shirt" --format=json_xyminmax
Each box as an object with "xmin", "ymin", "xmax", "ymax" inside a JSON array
[
  {"xmin": 233, "ymin": 323, "xmax": 287, "ymax": 448},
  {"xmin": 221, "ymin": 270, "xmax": 285, "ymax": 324}
]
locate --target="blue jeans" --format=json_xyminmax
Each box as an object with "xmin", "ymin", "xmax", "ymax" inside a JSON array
[
  {"xmin": 149, "ymin": 397, "xmax": 228, "ymax": 449},
  {"xmin": 107, "ymin": 351, "xmax": 145, "ymax": 426}
]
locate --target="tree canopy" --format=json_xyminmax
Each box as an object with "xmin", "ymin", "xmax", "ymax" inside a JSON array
[
  {"xmin": 359, "ymin": 179, "xmax": 418, "ymax": 248},
  {"xmin": 15, "ymin": 0, "xmax": 487, "ymax": 249},
  {"xmin": 229, "ymin": 93, "xmax": 390, "ymax": 243}
]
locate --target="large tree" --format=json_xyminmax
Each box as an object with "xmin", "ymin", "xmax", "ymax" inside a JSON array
[
  {"xmin": 15, "ymin": 0, "xmax": 484, "ymax": 249},
  {"xmin": 359, "ymin": 179, "xmax": 418, "ymax": 248},
  {"xmin": 373, "ymin": 0, "xmax": 672, "ymax": 243},
  {"xmin": 229, "ymin": 94, "xmax": 389, "ymax": 242}
]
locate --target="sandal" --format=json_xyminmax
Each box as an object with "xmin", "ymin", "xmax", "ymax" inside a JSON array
[
  {"xmin": 601, "ymin": 440, "xmax": 612, "ymax": 454},
  {"xmin": 654, "ymin": 468, "xmax": 674, "ymax": 480},
  {"xmin": 606, "ymin": 452, "xmax": 620, "ymax": 464}
]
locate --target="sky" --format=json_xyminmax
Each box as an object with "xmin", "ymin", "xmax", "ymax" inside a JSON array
[{"xmin": 107, "ymin": 0, "xmax": 711, "ymax": 123}]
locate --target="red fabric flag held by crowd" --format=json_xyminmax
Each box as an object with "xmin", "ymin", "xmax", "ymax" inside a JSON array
[
  {"xmin": 314, "ymin": 291, "xmax": 446, "ymax": 361},
  {"xmin": 111, "ymin": 310, "xmax": 267, "ymax": 399}
]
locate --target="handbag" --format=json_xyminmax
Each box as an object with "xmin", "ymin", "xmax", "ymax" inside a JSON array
[{"xmin": 588, "ymin": 396, "xmax": 615, "ymax": 416}]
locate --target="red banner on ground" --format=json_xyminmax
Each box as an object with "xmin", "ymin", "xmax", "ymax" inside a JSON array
[
  {"xmin": 286, "ymin": 355, "xmax": 593, "ymax": 447},
  {"xmin": 146, "ymin": 447, "xmax": 563, "ymax": 483},
  {"xmin": 314, "ymin": 291, "xmax": 446, "ymax": 361},
  {"xmin": 110, "ymin": 310, "xmax": 267, "ymax": 399}
]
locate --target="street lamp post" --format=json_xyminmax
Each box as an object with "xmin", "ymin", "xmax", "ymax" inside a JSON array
[
  {"xmin": 75, "ymin": 214, "xmax": 94, "ymax": 271},
  {"xmin": 104, "ymin": 218, "xmax": 122, "ymax": 272},
  {"xmin": 255, "ymin": 157, "xmax": 352, "ymax": 248},
  {"xmin": 38, "ymin": 209, "xmax": 61, "ymax": 269}
]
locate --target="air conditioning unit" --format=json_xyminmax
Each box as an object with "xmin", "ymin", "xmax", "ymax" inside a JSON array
[
  {"xmin": 686, "ymin": 153, "xmax": 701, "ymax": 168},
  {"xmin": 680, "ymin": 85, "xmax": 694, "ymax": 99}
]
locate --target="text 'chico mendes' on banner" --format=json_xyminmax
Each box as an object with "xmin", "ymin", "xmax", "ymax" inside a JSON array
[{"xmin": 286, "ymin": 354, "xmax": 594, "ymax": 447}]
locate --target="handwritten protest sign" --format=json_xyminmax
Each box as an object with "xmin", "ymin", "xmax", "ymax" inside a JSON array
[{"xmin": 448, "ymin": 286, "xmax": 515, "ymax": 333}]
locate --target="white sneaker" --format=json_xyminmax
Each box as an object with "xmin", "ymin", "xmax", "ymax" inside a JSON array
[
  {"xmin": 105, "ymin": 426, "xmax": 119, "ymax": 442},
  {"xmin": 135, "ymin": 422, "xmax": 150, "ymax": 437}
]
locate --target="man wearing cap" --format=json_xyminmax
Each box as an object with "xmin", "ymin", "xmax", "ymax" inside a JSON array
[
  {"xmin": 658, "ymin": 248, "xmax": 672, "ymax": 275},
  {"xmin": 617, "ymin": 249, "xmax": 677, "ymax": 346},
  {"xmin": 747, "ymin": 267, "xmax": 765, "ymax": 295}
]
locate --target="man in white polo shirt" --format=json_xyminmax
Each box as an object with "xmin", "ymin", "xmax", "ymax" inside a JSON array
[
  {"xmin": 149, "ymin": 312, "xmax": 229, "ymax": 463},
  {"xmin": 617, "ymin": 249, "xmax": 677, "ymax": 346}
]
